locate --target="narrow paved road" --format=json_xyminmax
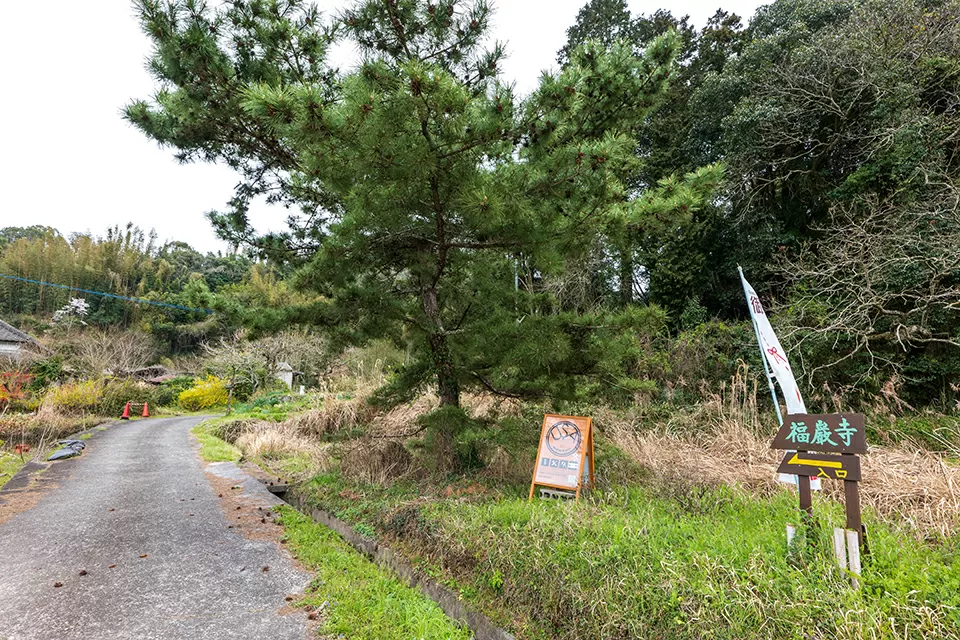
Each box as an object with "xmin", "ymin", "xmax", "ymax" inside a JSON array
[{"xmin": 0, "ymin": 417, "xmax": 309, "ymax": 640}]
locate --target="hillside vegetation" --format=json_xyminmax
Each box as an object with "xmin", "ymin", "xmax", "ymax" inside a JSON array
[{"xmin": 2, "ymin": 0, "xmax": 959, "ymax": 637}]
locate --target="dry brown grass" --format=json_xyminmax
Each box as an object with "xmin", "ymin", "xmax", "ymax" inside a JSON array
[
  {"xmin": 366, "ymin": 391, "xmax": 439, "ymax": 437},
  {"xmin": 340, "ymin": 439, "xmax": 413, "ymax": 484},
  {"xmin": 463, "ymin": 392, "xmax": 524, "ymax": 420},
  {"xmin": 605, "ymin": 367, "xmax": 960, "ymax": 539},
  {"xmin": 288, "ymin": 396, "xmax": 376, "ymax": 437},
  {"xmin": 0, "ymin": 407, "xmax": 102, "ymax": 454},
  {"xmin": 225, "ymin": 385, "xmax": 529, "ymax": 486},
  {"xmin": 234, "ymin": 421, "xmax": 335, "ymax": 475}
]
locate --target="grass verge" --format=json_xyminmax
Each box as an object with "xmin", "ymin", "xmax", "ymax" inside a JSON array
[
  {"xmin": 0, "ymin": 452, "xmax": 27, "ymax": 491},
  {"xmin": 192, "ymin": 419, "xmax": 470, "ymax": 638},
  {"xmin": 191, "ymin": 423, "xmax": 241, "ymax": 462},
  {"xmin": 296, "ymin": 471, "xmax": 960, "ymax": 640},
  {"xmin": 277, "ymin": 506, "xmax": 472, "ymax": 640},
  {"xmin": 203, "ymin": 382, "xmax": 960, "ymax": 639}
]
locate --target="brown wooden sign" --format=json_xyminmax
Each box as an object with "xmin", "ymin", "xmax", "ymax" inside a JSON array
[
  {"xmin": 771, "ymin": 413, "xmax": 866, "ymax": 454},
  {"xmin": 777, "ymin": 451, "xmax": 861, "ymax": 481},
  {"xmin": 528, "ymin": 414, "xmax": 595, "ymax": 501},
  {"xmin": 770, "ymin": 412, "xmax": 868, "ymax": 553}
]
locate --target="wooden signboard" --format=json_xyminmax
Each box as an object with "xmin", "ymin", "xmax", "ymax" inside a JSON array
[
  {"xmin": 777, "ymin": 451, "xmax": 861, "ymax": 481},
  {"xmin": 770, "ymin": 413, "xmax": 866, "ymax": 454},
  {"xmin": 771, "ymin": 412, "xmax": 867, "ymax": 551},
  {"xmin": 529, "ymin": 414, "xmax": 595, "ymax": 500}
]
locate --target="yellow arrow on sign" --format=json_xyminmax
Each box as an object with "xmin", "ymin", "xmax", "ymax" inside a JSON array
[{"xmin": 787, "ymin": 453, "xmax": 843, "ymax": 469}]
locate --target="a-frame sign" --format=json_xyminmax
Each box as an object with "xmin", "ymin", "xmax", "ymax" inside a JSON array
[{"xmin": 528, "ymin": 414, "xmax": 595, "ymax": 500}]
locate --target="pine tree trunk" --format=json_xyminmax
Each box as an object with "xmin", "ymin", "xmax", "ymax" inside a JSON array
[
  {"xmin": 422, "ymin": 287, "xmax": 460, "ymax": 408},
  {"xmin": 619, "ymin": 248, "xmax": 634, "ymax": 306}
]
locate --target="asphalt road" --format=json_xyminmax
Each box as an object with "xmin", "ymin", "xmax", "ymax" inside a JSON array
[{"xmin": 0, "ymin": 416, "xmax": 309, "ymax": 640}]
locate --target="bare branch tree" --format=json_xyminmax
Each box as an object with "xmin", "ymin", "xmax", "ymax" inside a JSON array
[
  {"xmin": 67, "ymin": 329, "xmax": 157, "ymax": 376},
  {"xmin": 777, "ymin": 177, "xmax": 960, "ymax": 383}
]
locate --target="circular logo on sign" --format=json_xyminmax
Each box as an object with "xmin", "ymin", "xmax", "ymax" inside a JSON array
[{"xmin": 545, "ymin": 420, "xmax": 582, "ymax": 457}]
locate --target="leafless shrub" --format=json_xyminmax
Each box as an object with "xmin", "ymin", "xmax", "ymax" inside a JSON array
[
  {"xmin": 65, "ymin": 329, "xmax": 157, "ymax": 376},
  {"xmin": 778, "ymin": 187, "xmax": 960, "ymax": 385},
  {"xmin": 203, "ymin": 328, "xmax": 331, "ymax": 393}
]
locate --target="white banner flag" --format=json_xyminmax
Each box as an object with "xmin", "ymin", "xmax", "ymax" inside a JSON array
[
  {"xmin": 740, "ymin": 274, "xmax": 806, "ymax": 415},
  {"xmin": 740, "ymin": 270, "xmax": 820, "ymax": 490}
]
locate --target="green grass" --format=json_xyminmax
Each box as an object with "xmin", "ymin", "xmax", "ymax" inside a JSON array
[
  {"xmin": 297, "ymin": 471, "xmax": 960, "ymax": 640},
  {"xmin": 276, "ymin": 506, "xmax": 472, "ymax": 640},
  {"xmin": 0, "ymin": 451, "xmax": 26, "ymax": 491},
  {"xmin": 191, "ymin": 424, "xmax": 241, "ymax": 462}
]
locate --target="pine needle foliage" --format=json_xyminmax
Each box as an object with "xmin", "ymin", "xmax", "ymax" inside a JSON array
[{"xmin": 127, "ymin": 0, "xmax": 723, "ymax": 409}]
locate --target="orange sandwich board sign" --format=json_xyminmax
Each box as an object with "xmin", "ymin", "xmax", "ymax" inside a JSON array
[{"xmin": 528, "ymin": 414, "xmax": 595, "ymax": 501}]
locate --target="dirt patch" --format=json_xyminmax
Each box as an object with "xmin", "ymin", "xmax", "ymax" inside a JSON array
[{"xmin": 203, "ymin": 467, "xmax": 287, "ymax": 543}]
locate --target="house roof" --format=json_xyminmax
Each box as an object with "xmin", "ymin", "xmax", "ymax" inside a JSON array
[{"xmin": 0, "ymin": 319, "xmax": 39, "ymax": 345}]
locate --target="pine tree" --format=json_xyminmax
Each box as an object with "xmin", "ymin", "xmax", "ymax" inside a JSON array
[{"xmin": 128, "ymin": 0, "xmax": 722, "ymax": 408}]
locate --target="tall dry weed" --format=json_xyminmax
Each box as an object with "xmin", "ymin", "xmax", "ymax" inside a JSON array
[
  {"xmin": 289, "ymin": 396, "xmax": 375, "ymax": 436},
  {"xmin": 340, "ymin": 439, "xmax": 413, "ymax": 484},
  {"xmin": 606, "ymin": 367, "xmax": 960, "ymax": 539},
  {"xmin": 0, "ymin": 407, "xmax": 101, "ymax": 459},
  {"xmin": 233, "ymin": 421, "xmax": 334, "ymax": 478}
]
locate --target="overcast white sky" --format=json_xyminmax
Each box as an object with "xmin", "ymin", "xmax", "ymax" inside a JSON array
[{"xmin": 0, "ymin": 0, "xmax": 764, "ymax": 254}]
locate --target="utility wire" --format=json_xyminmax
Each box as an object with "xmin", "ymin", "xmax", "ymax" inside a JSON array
[{"xmin": 0, "ymin": 273, "xmax": 214, "ymax": 314}]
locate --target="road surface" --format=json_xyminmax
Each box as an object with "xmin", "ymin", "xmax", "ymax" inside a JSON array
[{"xmin": 0, "ymin": 416, "xmax": 309, "ymax": 640}]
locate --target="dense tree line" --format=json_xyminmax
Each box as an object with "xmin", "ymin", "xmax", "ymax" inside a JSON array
[
  {"xmin": 109, "ymin": 0, "xmax": 960, "ymax": 412},
  {"xmin": 561, "ymin": 0, "xmax": 960, "ymax": 404},
  {"xmin": 0, "ymin": 224, "xmax": 263, "ymax": 352}
]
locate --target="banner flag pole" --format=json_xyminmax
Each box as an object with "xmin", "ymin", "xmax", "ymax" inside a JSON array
[{"xmin": 739, "ymin": 266, "xmax": 783, "ymax": 426}]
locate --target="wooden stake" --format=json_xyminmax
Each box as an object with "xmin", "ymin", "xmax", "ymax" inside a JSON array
[
  {"xmin": 832, "ymin": 528, "xmax": 847, "ymax": 570},
  {"xmin": 846, "ymin": 529, "xmax": 861, "ymax": 588},
  {"xmin": 797, "ymin": 474, "xmax": 813, "ymax": 517},
  {"xmin": 844, "ymin": 477, "xmax": 861, "ymax": 545}
]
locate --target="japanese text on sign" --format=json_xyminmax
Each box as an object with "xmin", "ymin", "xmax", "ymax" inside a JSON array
[{"xmin": 771, "ymin": 413, "xmax": 866, "ymax": 454}]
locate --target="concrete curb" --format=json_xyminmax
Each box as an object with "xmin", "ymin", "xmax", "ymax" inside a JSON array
[{"xmin": 282, "ymin": 491, "xmax": 516, "ymax": 640}]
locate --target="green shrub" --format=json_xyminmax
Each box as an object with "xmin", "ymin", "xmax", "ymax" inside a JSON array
[
  {"xmin": 156, "ymin": 375, "xmax": 194, "ymax": 406},
  {"xmin": 178, "ymin": 375, "xmax": 229, "ymax": 411},
  {"xmin": 98, "ymin": 379, "xmax": 159, "ymax": 417},
  {"xmin": 27, "ymin": 356, "xmax": 64, "ymax": 391},
  {"xmin": 249, "ymin": 390, "xmax": 291, "ymax": 409}
]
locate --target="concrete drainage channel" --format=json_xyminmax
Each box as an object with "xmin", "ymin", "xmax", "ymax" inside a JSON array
[{"xmin": 265, "ymin": 484, "xmax": 516, "ymax": 640}]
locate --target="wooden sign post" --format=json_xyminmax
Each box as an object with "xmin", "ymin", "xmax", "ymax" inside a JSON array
[
  {"xmin": 772, "ymin": 412, "xmax": 868, "ymax": 583},
  {"xmin": 529, "ymin": 414, "xmax": 595, "ymax": 501}
]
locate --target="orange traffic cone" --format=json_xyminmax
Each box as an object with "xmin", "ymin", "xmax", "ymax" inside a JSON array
[
  {"xmin": 141, "ymin": 402, "xmax": 150, "ymax": 418},
  {"xmin": 121, "ymin": 402, "xmax": 131, "ymax": 420}
]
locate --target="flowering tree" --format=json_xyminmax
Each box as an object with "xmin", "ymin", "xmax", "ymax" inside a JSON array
[{"xmin": 52, "ymin": 298, "xmax": 90, "ymax": 327}]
